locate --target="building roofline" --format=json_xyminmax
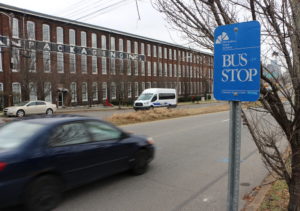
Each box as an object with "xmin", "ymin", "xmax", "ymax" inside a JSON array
[{"xmin": 0, "ymin": 3, "xmax": 212, "ymax": 56}]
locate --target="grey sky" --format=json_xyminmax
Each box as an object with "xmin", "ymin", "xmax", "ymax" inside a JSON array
[{"xmin": 0, "ymin": 0, "xmax": 191, "ymax": 47}]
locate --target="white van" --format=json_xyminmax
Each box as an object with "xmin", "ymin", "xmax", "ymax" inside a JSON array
[{"xmin": 134, "ymin": 88, "xmax": 177, "ymax": 110}]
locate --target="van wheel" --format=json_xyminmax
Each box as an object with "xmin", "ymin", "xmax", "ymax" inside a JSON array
[
  {"xmin": 24, "ymin": 176, "xmax": 62, "ymax": 211},
  {"xmin": 150, "ymin": 106, "xmax": 154, "ymax": 110}
]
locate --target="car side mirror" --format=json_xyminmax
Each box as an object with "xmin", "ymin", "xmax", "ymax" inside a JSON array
[{"xmin": 119, "ymin": 132, "xmax": 129, "ymax": 140}]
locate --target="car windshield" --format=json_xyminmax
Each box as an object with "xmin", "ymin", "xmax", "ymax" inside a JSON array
[
  {"xmin": 0, "ymin": 121, "xmax": 45, "ymax": 149},
  {"xmin": 137, "ymin": 93, "xmax": 153, "ymax": 100},
  {"xmin": 15, "ymin": 101, "xmax": 30, "ymax": 106}
]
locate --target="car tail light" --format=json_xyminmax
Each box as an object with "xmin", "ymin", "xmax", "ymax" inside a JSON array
[
  {"xmin": 0, "ymin": 162, "xmax": 7, "ymax": 171},
  {"xmin": 146, "ymin": 137, "xmax": 155, "ymax": 145}
]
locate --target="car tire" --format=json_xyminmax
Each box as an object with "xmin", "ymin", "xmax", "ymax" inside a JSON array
[
  {"xmin": 16, "ymin": 110, "xmax": 25, "ymax": 117},
  {"xmin": 24, "ymin": 176, "xmax": 63, "ymax": 211},
  {"xmin": 131, "ymin": 149, "xmax": 149, "ymax": 175},
  {"xmin": 46, "ymin": 108, "xmax": 53, "ymax": 115}
]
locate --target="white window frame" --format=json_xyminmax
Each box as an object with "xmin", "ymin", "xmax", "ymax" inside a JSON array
[
  {"xmin": 29, "ymin": 50, "xmax": 36, "ymax": 72},
  {"xmin": 141, "ymin": 61, "xmax": 145, "ymax": 76},
  {"xmin": 141, "ymin": 43, "xmax": 145, "ymax": 55},
  {"xmin": 159, "ymin": 46, "xmax": 162, "ymax": 58},
  {"xmin": 110, "ymin": 58, "xmax": 116, "ymax": 75},
  {"xmin": 146, "ymin": 82, "xmax": 151, "ymax": 89},
  {"xmin": 119, "ymin": 38, "xmax": 123, "ymax": 52},
  {"xmin": 81, "ymin": 31, "xmax": 87, "ymax": 47},
  {"xmin": 169, "ymin": 64, "xmax": 172, "ymax": 77},
  {"xmin": 127, "ymin": 40, "xmax": 131, "ymax": 53},
  {"xmin": 164, "ymin": 63, "xmax": 168, "ymax": 77},
  {"xmin": 12, "ymin": 82, "xmax": 21, "ymax": 104},
  {"xmin": 141, "ymin": 82, "xmax": 145, "ymax": 92},
  {"xmin": 92, "ymin": 56, "xmax": 98, "ymax": 74},
  {"xmin": 27, "ymin": 21, "xmax": 35, "ymax": 40},
  {"xmin": 92, "ymin": 82, "xmax": 98, "ymax": 101},
  {"xmin": 29, "ymin": 82, "xmax": 37, "ymax": 101},
  {"xmin": 56, "ymin": 27, "xmax": 63, "ymax": 44},
  {"xmin": 0, "ymin": 49, "xmax": 2, "ymax": 72},
  {"xmin": 70, "ymin": 54, "xmax": 76, "ymax": 73},
  {"xmin": 69, "ymin": 29, "xmax": 76, "ymax": 46},
  {"xmin": 101, "ymin": 35, "xmax": 107, "ymax": 49},
  {"xmin": 57, "ymin": 52, "xmax": 64, "ymax": 73},
  {"xmin": 134, "ymin": 41, "xmax": 138, "ymax": 54},
  {"xmin": 92, "ymin": 33, "xmax": 97, "ymax": 48},
  {"xmin": 147, "ymin": 44, "xmax": 151, "ymax": 56},
  {"xmin": 42, "ymin": 24, "xmax": 50, "ymax": 42},
  {"xmin": 127, "ymin": 82, "xmax": 132, "ymax": 98},
  {"xmin": 102, "ymin": 82, "xmax": 107, "ymax": 100},
  {"xmin": 43, "ymin": 51, "xmax": 51, "ymax": 73},
  {"xmin": 70, "ymin": 82, "xmax": 77, "ymax": 103},
  {"xmin": 102, "ymin": 57, "xmax": 107, "ymax": 74},
  {"xmin": 153, "ymin": 62, "xmax": 157, "ymax": 76},
  {"xmin": 164, "ymin": 48, "xmax": 167, "ymax": 59},
  {"xmin": 111, "ymin": 82, "xmax": 116, "ymax": 99},
  {"xmin": 12, "ymin": 47, "xmax": 20, "ymax": 72},
  {"xmin": 81, "ymin": 55, "xmax": 87, "ymax": 73},
  {"xmin": 127, "ymin": 60, "xmax": 131, "ymax": 75},
  {"xmin": 0, "ymin": 82, "xmax": 4, "ymax": 107},
  {"xmin": 134, "ymin": 60, "xmax": 138, "ymax": 76},
  {"xmin": 82, "ymin": 82, "xmax": 88, "ymax": 102},
  {"xmin": 147, "ymin": 61, "xmax": 151, "ymax": 76},
  {"xmin": 44, "ymin": 82, "xmax": 52, "ymax": 103},
  {"xmin": 134, "ymin": 82, "xmax": 139, "ymax": 97},
  {"xmin": 153, "ymin": 45, "xmax": 157, "ymax": 57},
  {"xmin": 110, "ymin": 37, "xmax": 115, "ymax": 51},
  {"xmin": 12, "ymin": 18, "xmax": 19, "ymax": 38}
]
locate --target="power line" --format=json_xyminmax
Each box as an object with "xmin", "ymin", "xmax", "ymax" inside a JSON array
[
  {"xmin": 75, "ymin": 0, "xmax": 130, "ymax": 21},
  {"xmin": 52, "ymin": 0, "xmax": 93, "ymax": 16},
  {"xmin": 62, "ymin": 0, "xmax": 109, "ymax": 19}
]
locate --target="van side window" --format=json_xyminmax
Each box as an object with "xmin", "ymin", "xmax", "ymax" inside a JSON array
[
  {"xmin": 151, "ymin": 95, "xmax": 157, "ymax": 102},
  {"xmin": 158, "ymin": 93, "xmax": 175, "ymax": 100}
]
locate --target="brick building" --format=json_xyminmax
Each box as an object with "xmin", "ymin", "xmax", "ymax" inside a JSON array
[{"xmin": 0, "ymin": 3, "xmax": 213, "ymax": 108}]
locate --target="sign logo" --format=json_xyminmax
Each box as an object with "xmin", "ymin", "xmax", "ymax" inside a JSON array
[{"xmin": 215, "ymin": 32, "xmax": 229, "ymax": 44}]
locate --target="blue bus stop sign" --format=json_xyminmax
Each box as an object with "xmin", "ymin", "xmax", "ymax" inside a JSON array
[{"xmin": 213, "ymin": 21, "xmax": 261, "ymax": 101}]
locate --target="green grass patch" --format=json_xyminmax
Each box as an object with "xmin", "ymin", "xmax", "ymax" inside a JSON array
[{"xmin": 259, "ymin": 180, "xmax": 289, "ymax": 211}]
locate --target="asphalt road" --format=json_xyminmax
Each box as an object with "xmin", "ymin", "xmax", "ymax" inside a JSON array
[{"xmin": 51, "ymin": 111, "xmax": 266, "ymax": 211}]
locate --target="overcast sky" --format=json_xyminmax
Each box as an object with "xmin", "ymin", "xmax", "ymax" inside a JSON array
[{"xmin": 0, "ymin": 0, "xmax": 192, "ymax": 47}]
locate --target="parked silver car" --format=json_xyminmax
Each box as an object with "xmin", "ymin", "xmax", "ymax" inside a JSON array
[{"xmin": 4, "ymin": 101, "xmax": 57, "ymax": 117}]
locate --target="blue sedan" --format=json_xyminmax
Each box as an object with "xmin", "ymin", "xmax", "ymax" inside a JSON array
[{"xmin": 0, "ymin": 115, "xmax": 155, "ymax": 211}]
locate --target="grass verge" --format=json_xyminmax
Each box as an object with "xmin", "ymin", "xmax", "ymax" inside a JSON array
[
  {"xmin": 259, "ymin": 180, "xmax": 289, "ymax": 211},
  {"xmin": 106, "ymin": 104, "xmax": 229, "ymax": 126}
]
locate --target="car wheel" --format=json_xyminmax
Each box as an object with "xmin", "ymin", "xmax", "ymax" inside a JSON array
[
  {"xmin": 131, "ymin": 150, "xmax": 149, "ymax": 175},
  {"xmin": 16, "ymin": 110, "xmax": 25, "ymax": 117},
  {"xmin": 24, "ymin": 176, "xmax": 62, "ymax": 211},
  {"xmin": 46, "ymin": 108, "xmax": 53, "ymax": 115}
]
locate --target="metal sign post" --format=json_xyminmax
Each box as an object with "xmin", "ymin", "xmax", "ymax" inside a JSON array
[
  {"xmin": 213, "ymin": 21, "xmax": 260, "ymax": 211},
  {"xmin": 228, "ymin": 101, "xmax": 241, "ymax": 211}
]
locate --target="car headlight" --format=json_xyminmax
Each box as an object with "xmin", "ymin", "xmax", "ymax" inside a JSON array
[{"xmin": 146, "ymin": 137, "xmax": 155, "ymax": 145}]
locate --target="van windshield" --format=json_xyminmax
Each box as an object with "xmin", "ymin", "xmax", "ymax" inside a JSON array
[{"xmin": 137, "ymin": 93, "xmax": 153, "ymax": 100}]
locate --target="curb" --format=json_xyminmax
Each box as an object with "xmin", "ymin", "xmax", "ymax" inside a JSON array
[
  {"xmin": 242, "ymin": 147, "xmax": 290, "ymax": 210},
  {"xmin": 242, "ymin": 173, "xmax": 275, "ymax": 211}
]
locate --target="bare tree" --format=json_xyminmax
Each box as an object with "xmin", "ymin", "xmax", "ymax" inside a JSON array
[{"xmin": 155, "ymin": 0, "xmax": 300, "ymax": 210}]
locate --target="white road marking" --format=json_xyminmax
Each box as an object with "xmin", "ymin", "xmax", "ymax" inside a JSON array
[{"xmin": 222, "ymin": 119, "xmax": 229, "ymax": 122}]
